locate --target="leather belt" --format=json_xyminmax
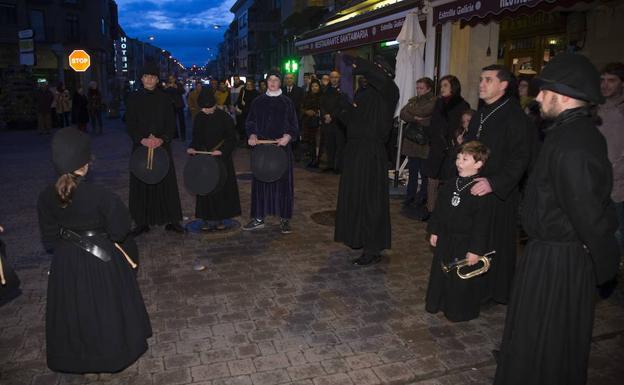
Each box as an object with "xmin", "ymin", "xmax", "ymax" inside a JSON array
[{"xmin": 59, "ymin": 228, "xmax": 112, "ymax": 262}]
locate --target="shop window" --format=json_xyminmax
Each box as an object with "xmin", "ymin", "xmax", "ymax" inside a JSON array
[
  {"xmin": 0, "ymin": 4, "xmax": 17, "ymax": 25},
  {"xmin": 66, "ymin": 15, "xmax": 80, "ymax": 42}
]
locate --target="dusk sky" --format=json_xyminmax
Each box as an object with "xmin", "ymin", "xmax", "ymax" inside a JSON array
[{"xmin": 116, "ymin": 0, "xmax": 236, "ymax": 67}]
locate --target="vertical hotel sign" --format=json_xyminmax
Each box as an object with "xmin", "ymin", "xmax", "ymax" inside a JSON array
[{"xmin": 115, "ymin": 36, "xmax": 129, "ymax": 73}]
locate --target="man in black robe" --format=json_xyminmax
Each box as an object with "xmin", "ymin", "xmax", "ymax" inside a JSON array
[
  {"xmin": 126, "ymin": 62, "xmax": 184, "ymax": 235},
  {"xmin": 335, "ymin": 55, "xmax": 399, "ymax": 266},
  {"xmin": 465, "ymin": 65, "xmax": 536, "ymax": 304},
  {"xmin": 494, "ymin": 53, "xmax": 620, "ymax": 385}
]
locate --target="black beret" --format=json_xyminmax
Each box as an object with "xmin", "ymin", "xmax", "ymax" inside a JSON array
[
  {"xmin": 535, "ymin": 53, "xmax": 604, "ymax": 104},
  {"xmin": 51, "ymin": 127, "xmax": 92, "ymax": 175},
  {"xmin": 141, "ymin": 61, "xmax": 160, "ymax": 77},
  {"xmin": 197, "ymin": 88, "xmax": 216, "ymax": 108}
]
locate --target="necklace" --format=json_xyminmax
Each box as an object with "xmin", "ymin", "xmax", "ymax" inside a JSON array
[
  {"xmin": 477, "ymin": 98, "xmax": 510, "ymax": 138},
  {"xmin": 451, "ymin": 177, "xmax": 477, "ymax": 207}
]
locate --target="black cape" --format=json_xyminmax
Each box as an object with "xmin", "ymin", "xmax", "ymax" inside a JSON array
[
  {"xmin": 190, "ymin": 109, "xmax": 241, "ymax": 220},
  {"xmin": 37, "ymin": 182, "xmax": 151, "ymax": 373},
  {"xmin": 126, "ymin": 88, "xmax": 183, "ymax": 226},
  {"xmin": 425, "ymin": 176, "xmax": 493, "ymax": 322},
  {"xmin": 465, "ymin": 96, "xmax": 536, "ymax": 303},
  {"xmin": 494, "ymin": 108, "xmax": 620, "ymax": 385},
  {"xmin": 334, "ymin": 57, "xmax": 399, "ymax": 253}
]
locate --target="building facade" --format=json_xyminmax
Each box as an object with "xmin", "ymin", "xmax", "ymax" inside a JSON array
[{"xmin": 0, "ymin": 0, "xmax": 120, "ymax": 127}]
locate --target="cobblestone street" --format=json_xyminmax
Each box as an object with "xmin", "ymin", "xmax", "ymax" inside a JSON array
[{"xmin": 1, "ymin": 119, "xmax": 623, "ymax": 385}]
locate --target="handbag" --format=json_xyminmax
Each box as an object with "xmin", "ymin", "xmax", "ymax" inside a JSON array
[{"xmin": 404, "ymin": 122, "xmax": 428, "ymax": 145}]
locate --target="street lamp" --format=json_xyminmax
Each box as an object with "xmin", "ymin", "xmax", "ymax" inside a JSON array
[{"xmin": 148, "ymin": 36, "xmax": 155, "ymax": 41}]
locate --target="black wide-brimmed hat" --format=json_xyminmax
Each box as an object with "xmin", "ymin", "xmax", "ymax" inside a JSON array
[
  {"xmin": 129, "ymin": 146, "xmax": 170, "ymax": 184},
  {"xmin": 183, "ymin": 154, "xmax": 226, "ymax": 195},
  {"xmin": 51, "ymin": 127, "xmax": 92, "ymax": 175},
  {"xmin": 251, "ymin": 144, "xmax": 288, "ymax": 183},
  {"xmin": 141, "ymin": 61, "xmax": 160, "ymax": 77},
  {"xmin": 534, "ymin": 53, "xmax": 604, "ymax": 104}
]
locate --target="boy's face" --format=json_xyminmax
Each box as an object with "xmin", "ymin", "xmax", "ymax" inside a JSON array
[{"xmin": 456, "ymin": 152, "xmax": 483, "ymax": 177}]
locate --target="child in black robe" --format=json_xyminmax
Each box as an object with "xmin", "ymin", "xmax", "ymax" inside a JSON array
[
  {"xmin": 37, "ymin": 127, "xmax": 151, "ymax": 373},
  {"xmin": 425, "ymin": 141, "xmax": 493, "ymax": 322},
  {"xmin": 187, "ymin": 89, "xmax": 241, "ymax": 230}
]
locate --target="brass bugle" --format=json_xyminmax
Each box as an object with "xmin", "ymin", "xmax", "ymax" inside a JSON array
[{"xmin": 440, "ymin": 250, "xmax": 496, "ymax": 279}]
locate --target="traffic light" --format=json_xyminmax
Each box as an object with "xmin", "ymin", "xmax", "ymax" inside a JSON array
[{"xmin": 283, "ymin": 59, "xmax": 299, "ymax": 74}]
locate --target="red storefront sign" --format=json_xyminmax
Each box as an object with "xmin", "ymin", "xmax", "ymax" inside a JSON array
[{"xmin": 295, "ymin": 10, "xmax": 413, "ymax": 55}]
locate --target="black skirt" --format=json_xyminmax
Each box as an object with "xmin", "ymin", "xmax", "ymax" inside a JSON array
[{"xmin": 46, "ymin": 237, "xmax": 151, "ymax": 373}]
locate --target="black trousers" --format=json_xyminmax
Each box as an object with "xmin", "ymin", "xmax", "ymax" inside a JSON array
[
  {"xmin": 174, "ymin": 107, "xmax": 186, "ymax": 140},
  {"xmin": 321, "ymin": 122, "xmax": 345, "ymax": 171}
]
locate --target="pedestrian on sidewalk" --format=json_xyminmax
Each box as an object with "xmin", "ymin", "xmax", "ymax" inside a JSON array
[
  {"xmin": 164, "ymin": 75, "xmax": 186, "ymax": 140},
  {"xmin": 87, "ymin": 81, "xmax": 103, "ymax": 134},
  {"xmin": 243, "ymin": 70, "xmax": 298, "ymax": 234},
  {"xmin": 126, "ymin": 62, "xmax": 185, "ymax": 236},
  {"xmin": 494, "ymin": 53, "xmax": 620, "ymax": 385},
  {"xmin": 37, "ymin": 127, "xmax": 151, "ymax": 373},
  {"xmin": 72, "ymin": 87, "xmax": 89, "ymax": 132},
  {"xmin": 334, "ymin": 55, "xmax": 399, "ymax": 266},
  {"xmin": 35, "ymin": 81, "xmax": 53, "ymax": 135}
]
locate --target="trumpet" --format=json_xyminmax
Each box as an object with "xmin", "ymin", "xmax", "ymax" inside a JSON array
[{"xmin": 440, "ymin": 251, "xmax": 496, "ymax": 279}]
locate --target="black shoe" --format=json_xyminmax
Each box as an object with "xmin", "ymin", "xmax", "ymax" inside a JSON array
[
  {"xmin": 280, "ymin": 219, "xmax": 292, "ymax": 234},
  {"xmin": 131, "ymin": 224, "xmax": 150, "ymax": 236},
  {"xmin": 491, "ymin": 349, "xmax": 500, "ymax": 364},
  {"xmin": 352, "ymin": 253, "xmax": 382, "ymax": 266},
  {"xmin": 165, "ymin": 222, "xmax": 186, "ymax": 234}
]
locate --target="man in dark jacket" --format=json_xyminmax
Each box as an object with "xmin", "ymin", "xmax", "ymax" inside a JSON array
[
  {"xmin": 164, "ymin": 75, "xmax": 186, "ymax": 140},
  {"xmin": 35, "ymin": 81, "xmax": 54, "ymax": 135},
  {"xmin": 465, "ymin": 65, "xmax": 536, "ymax": 304},
  {"xmin": 283, "ymin": 73, "xmax": 305, "ymax": 160},
  {"xmin": 494, "ymin": 53, "xmax": 620, "ymax": 385},
  {"xmin": 320, "ymin": 71, "xmax": 348, "ymax": 173},
  {"xmin": 126, "ymin": 63, "xmax": 184, "ymax": 235}
]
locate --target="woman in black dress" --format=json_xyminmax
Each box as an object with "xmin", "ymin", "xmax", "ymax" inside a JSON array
[
  {"xmin": 301, "ymin": 79, "xmax": 322, "ymax": 167},
  {"xmin": 37, "ymin": 127, "xmax": 151, "ymax": 373},
  {"xmin": 188, "ymin": 89, "xmax": 241, "ymax": 230},
  {"xmin": 424, "ymin": 75, "xmax": 470, "ymax": 214}
]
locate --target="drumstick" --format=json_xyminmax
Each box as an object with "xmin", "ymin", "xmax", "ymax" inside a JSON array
[
  {"xmin": 0, "ymin": 255, "xmax": 6, "ymax": 285},
  {"xmin": 194, "ymin": 150, "xmax": 215, "ymax": 155},
  {"xmin": 256, "ymin": 140, "xmax": 279, "ymax": 144},
  {"xmin": 115, "ymin": 243, "xmax": 138, "ymax": 269},
  {"xmin": 146, "ymin": 148, "xmax": 153, "ymax": 170}
]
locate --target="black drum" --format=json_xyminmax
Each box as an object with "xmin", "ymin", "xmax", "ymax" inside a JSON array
[
  {"xmin": 129, "ymin": 146, "xmax": 170, "ymax": 184},
  {"xmin": 184, "ymin": 154, "xmax": 226, "ymax": 195},
  {"xmin": 251, "ymin": 144, "xmax": 288, "ymax": 183}
]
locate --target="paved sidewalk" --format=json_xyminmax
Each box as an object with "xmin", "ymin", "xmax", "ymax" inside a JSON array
[{"xmin": 0, "ymin": 119, "xmax": 622, "ymax": 385}]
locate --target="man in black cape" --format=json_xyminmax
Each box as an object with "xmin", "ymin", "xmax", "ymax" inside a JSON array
[
  {"xmin": 334, "ymin": 55, "xmax": 399, "ymax": 266},
  {"xmin": 126, "ymin": 62, "xmax": 184, "ymax": 235},
  {"xmin": 465, "ymin": 65, "xmax": 536, "ymax": 303},
  {"xmin": 187, "ymin": 89, "xmax": 241, "ymax": 228},
  {"xmin": 494, "ymin": 53, "xmax": 620, "ymax": 385}
]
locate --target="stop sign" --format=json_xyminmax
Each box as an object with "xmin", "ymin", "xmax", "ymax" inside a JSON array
[{"xmin": 69, "ymin": 50, "xmax": 90, "ymax": 72}]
